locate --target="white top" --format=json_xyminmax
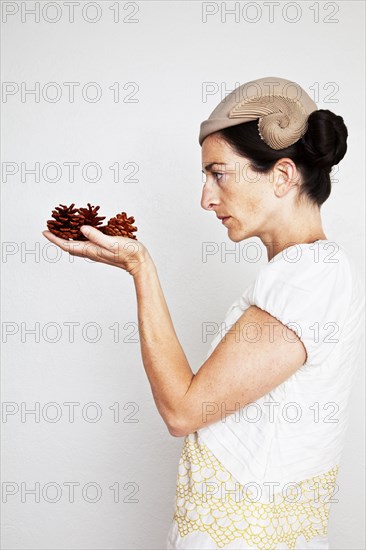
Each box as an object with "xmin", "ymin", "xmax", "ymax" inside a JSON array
[{"xmin": 166, "ymin": 240, "xmax": 365, "ymax": 550}]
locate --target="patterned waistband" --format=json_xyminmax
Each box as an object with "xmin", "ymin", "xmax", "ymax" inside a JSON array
[{"xmin": 173, "ymin": 433, "xmax": 338, "ymax": 550}]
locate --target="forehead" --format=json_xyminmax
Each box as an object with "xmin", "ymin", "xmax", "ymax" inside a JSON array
[
  {"xmin": 201, "ymin": 134, "xmax": 230, "ymax": 158},
  {"xmin": 201, "ymin": 133, "xmax": 241, "ymax": 169}
]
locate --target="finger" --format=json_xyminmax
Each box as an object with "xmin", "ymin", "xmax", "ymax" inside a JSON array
[
  {"xmin": 80, "ymin": 226, "xmax": 140, "ymax": 260},
  {"xmin": 79, "ymin": 225, "xmax": 123, "ymax": 247},
  {"xmin": 42, "ymin": 230, "xmax": 79, "ymax": 252},
  {"xmin": 42, "ymin": 230, "xmax": 121, "ymax": 266},
  {"xmin": 42, "ymin": 230, "xmax": 103, "ymax": 259}
]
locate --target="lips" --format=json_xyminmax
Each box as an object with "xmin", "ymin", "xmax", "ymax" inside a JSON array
[{"xmin": 221, "ymin": 217, "xmax": 230, "ymax": 224}]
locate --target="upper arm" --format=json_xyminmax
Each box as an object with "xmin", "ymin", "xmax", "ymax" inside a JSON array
[
  {"xmin": 171, "ymin": 304, "xmax": 307, "ymax": 436},
  {"xmin": 170, "ymin": 245, "xmax": 351, "ymax": 437}
]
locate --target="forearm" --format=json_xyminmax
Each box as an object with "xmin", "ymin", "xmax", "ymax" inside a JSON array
[{"xmin": 132, "ymin": 256, "xmax": 194, "ymax": 433}]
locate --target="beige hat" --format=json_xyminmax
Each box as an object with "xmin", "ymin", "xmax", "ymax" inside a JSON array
[{"xmin": 198, "ymin": 76, "xmax": 318, "ymax": 150}]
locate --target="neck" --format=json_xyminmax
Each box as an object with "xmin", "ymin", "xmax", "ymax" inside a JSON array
[{"xmin": 262, "ymin": 204, "xmax": 327, "ymax": 262}]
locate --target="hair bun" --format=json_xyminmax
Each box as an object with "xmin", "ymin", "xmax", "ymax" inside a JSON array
[{"xmin": 301, "ymin": 109, "xmax": 348, "ymax": 170}]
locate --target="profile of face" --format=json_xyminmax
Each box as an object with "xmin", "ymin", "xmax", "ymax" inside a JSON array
[{"xmin": 200, "ymin": 132, "xmax": 304, "ymax": 245}]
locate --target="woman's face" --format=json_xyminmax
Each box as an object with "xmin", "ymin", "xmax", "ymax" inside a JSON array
[{"xmin": 201, "ymin": 132, "xmax": 281, "ymax": 243}]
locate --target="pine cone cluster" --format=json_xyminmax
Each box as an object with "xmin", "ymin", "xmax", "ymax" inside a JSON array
[{"xmin": 46, "ymin": 203, "xmax": 138, "ymax": 240}]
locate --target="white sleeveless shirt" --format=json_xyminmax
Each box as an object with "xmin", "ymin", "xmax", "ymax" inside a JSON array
[{"xmin": 166, "ymin": 240, "xmax": 365, "ymax": 550}]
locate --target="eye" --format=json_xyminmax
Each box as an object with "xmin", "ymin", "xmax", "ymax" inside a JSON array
[
  {"xmin": 212, "ymin": 171, "xmax": 224, "ymax": 181},
  {"xmin": 201, "ymin": 170, "xmax": 225, "ymax": 183}
]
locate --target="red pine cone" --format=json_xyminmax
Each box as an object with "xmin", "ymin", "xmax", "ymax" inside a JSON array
[
  {"xmin": 76, "ymin": 203, "xmax": 106, "ymax": 241},
  {"xmin": 100, "ymin": 212, "xmax": 138, "ymax": 240},
  {"xmin": 47, "ymin": 203, "xmax": 85, "ymax": 240}
]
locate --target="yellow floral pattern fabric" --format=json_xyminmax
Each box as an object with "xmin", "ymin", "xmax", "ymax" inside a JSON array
[{"xmin": 173, "ymin": 433, "xmax": 338, "ymax": 550}]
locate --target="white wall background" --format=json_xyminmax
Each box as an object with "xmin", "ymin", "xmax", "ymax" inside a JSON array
[{"xmin": 1, "ymin": 1, "xmax": 364, "ymax": 548}]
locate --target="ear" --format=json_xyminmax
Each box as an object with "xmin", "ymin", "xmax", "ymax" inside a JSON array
[{"xmin": 271, "ymin": 158, "xmax": 300, "ymax": 197}]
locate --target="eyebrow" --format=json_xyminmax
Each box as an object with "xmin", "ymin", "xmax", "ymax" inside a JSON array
[{"xmin": 202, "ymin": 162, "xmax": 227, "ymax": 172}]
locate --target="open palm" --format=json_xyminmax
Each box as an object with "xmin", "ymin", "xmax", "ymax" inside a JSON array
[{"xmin": 42, "ymin": 225, "xmax": 150, "ymax": 277}]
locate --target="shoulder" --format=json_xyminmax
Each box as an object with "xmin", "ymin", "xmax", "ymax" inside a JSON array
[
  {"xmin": 250, "ymin": 241, "xmax": 352, "ymax": 333},
  {"xmin": 255, "ymin": 240, "xmax": 352, "ymax": 293},
  {"xmin": 243, "ymin": 241, "xmax": 353, "ymax": 366}
]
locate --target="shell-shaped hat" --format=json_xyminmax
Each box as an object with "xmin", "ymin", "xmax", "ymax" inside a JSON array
[
  {"xmin": 228, "ymin": 94, "xmax": 308, "ymax": 150},
  {"xmin": 198, "ymin": 76, "xmax": 318, "ymax": 149}
]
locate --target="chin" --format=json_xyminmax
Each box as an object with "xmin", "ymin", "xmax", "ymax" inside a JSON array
[
  {"xmin": 227, "ymin": 229, "xmax": 245, "ymax": 243},
  {"xmin": 227, "ymin": 224, "xmax": 252, "ymax": 243}
]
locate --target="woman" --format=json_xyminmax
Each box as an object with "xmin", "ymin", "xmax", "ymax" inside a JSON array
[{"xmin": 43, "ymin": 76, "xmax": 365, "ymax": 550}]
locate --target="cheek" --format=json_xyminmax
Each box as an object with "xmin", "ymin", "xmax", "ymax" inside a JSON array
[
  {"xmin": 242, "ymin": 181, "xmax": 268, "ymax": 216},
  {"xmin": 241, "ymin": 192, "xmax": 265, "ymax": 217},
  {"xmin": 245, "ymin": 197, "xmax": 260, "ymax": 215}
]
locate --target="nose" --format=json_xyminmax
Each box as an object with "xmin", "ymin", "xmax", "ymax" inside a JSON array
[{"xmin": 200, "ymin": 182, "xmax": 219, "ymax": 212}]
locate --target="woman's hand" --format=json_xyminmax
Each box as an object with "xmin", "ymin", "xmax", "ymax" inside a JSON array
[{"xmin": 42, "ymin": 225, "xmax": 151, "ymax": 277}]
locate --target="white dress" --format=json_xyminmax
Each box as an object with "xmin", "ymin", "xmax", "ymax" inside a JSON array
[{"xmin": 166, "ymin": 240, "xmax": 365, "ymax": 550}]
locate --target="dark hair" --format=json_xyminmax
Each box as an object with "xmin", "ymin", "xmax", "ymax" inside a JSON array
[{"xmin": 216, "ymin": 109, "xmax": 348, "ymax": 207}]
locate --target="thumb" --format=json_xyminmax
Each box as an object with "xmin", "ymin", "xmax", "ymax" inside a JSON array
[{"xmin": 80, "ymin": 225, "xmax": 110, "ymax": 246}]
